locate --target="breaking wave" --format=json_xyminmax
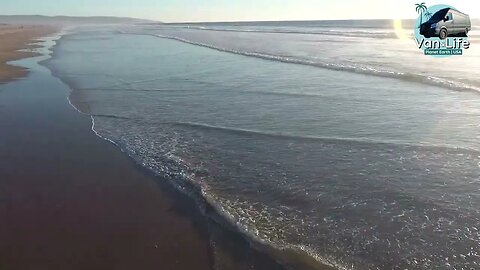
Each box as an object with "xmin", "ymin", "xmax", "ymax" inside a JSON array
[{"xmin": 153, "ymin": 34, "xmax": 480, "ymax": 93}]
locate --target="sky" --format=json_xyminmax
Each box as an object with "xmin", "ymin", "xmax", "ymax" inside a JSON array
[{"xmin": 1, "ymin": 0, "xmax": 479, "ymax": 22}]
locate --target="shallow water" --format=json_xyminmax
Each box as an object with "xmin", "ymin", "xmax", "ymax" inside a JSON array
[{"xmin": 47, "ymin": 21, "xmax": 480, "ymax": 269}]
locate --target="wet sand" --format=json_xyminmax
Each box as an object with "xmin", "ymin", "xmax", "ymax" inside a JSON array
[
  {"xmin": 0, "ymin": 25, "xmax": 55, "ymax": 84},
  {"xmin": 0, "ymin": 31, "xmax": 290, "ymax": 270}
]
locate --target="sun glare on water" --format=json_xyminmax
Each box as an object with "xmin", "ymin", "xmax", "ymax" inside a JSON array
[{"xmin": 393, "ymin": 19, "xmax": 410, "ymax": 40}]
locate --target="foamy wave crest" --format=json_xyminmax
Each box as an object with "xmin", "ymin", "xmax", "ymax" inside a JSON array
[
  {"xmin": 86, "ymin": 116, "xmax": 347, "ymax": 269},
  {"xmin": 154, "ymin": 34, "xmax": 480, "ymax": 93},
  {"xmin": 179, "ymin": 25, "xmax": 397, "ymax": 39},
  {"xmin": 202, "ymin": 192, "xmax": 348, "ymax": 270}
]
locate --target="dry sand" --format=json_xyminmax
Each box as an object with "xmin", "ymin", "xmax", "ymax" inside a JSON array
[{"xmin": 0, "ymin": 24, "xmax": 56, "ymax": 84}]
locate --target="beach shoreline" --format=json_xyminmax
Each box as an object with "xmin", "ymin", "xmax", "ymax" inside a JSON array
[
  {"xmin": 0, "ymin": 29, "xmax": 300, "ymax": 270},
  {"xmin": 0, "ymin": 33, "xmax": 214, "ymax": 269},
  {"xmin": 0, "ymin": 24, "xmax": 56, "ymax": 84},
  {"xmin": 2, "ymin": 16, "xmax": 478, "ymax": 269},
  {"xmin": 44, "ymin": 30, "xmax": 336, "ymax": 270}
]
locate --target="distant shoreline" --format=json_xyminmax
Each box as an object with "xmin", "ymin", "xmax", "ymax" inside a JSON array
[{"xmin": 0, "ymin": 24, "xmax": 56, "ymax": 84}]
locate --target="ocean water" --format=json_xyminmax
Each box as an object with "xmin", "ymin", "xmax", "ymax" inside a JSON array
[{"xmin": 46, "ymin": 21, "xmax": 480, "ymax": 269}]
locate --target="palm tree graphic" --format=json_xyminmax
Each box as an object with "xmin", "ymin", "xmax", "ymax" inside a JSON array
[
  {"xmin": 424, "ymin": 11, "xmax": 433, "ymax": 20},
  {"xmin": 415, "ymin": 2, "xmax": 428, "ymax": 28}
]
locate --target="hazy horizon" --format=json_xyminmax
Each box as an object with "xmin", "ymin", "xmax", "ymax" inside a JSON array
[
  {"xmin": 1, "ymin": 0, "xmax": 479, "ymax": 23},
  {"xmin": 1, "ymin": 15, "xmax": 479, "ymax": 26}
]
